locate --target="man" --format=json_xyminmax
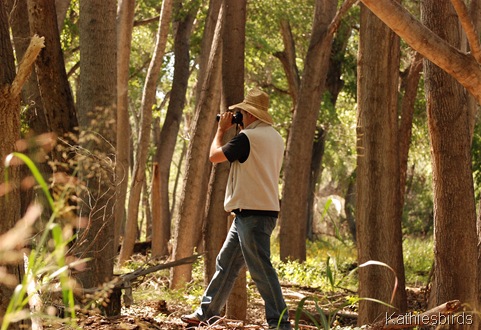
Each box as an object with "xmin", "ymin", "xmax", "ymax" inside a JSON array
[{"xmin": 181, "ymin": 88, "xmax": 292, "ymax": 330}]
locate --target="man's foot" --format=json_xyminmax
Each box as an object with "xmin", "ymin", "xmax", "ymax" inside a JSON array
[{"xmin": 181, "ymin": 312, "xmax": 202, "ymax": 326}]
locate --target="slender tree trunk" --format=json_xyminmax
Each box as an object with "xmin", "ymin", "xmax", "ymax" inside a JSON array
[
  {"xmin": 54, "ymin": 0, "xmax": 71, "ymax": 32},
  {"xmin": 356, "ymin": 2, "xmax": 407, "ymax": 324},
  {"xmin": 115, "ymin": 0, "xmax": 135, "ymax": 258},
  {"xmin": 422, "ymin": 0, "xmax": 478, "ymax": 324},
  {"xmin": 199, "ymin": 0, "xmax": 224, "ymax": 282},
  {"xmin": 150, "ymin": 0, "xmax": 195, "ymax": 259},
  {"xmin": 119, "ymin": 0, "xmax": 173, "ymax": 263},
  {"xmin": 170, "ymin": 2, "xmax": 224, "ymax": 289},
  {"xmin": 398, "ymin": 52, "xmax": 422, "ymax": 209}
]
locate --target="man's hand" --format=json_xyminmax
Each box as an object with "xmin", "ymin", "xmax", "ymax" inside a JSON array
[
  {"xmin": 218, "ymin": 112, "xmax": 235, "ymax": 131},
  {"xmin": 209, "ymin": 112, "xmax": 234, "ymax": 163}
]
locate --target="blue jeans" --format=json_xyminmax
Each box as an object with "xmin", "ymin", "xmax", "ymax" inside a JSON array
[{"xmin": 194, "ymin": 214, "xmax": 291, "ymax": 329}]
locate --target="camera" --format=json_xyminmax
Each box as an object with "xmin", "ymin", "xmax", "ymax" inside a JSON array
[{"xmin": 216, "ymin": 111, "xmax": 243, "ymax": 125}]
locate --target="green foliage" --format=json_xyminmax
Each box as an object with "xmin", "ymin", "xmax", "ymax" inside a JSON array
[{"xmin": 403, "ymin": 236, "xmax": 433, "ymax": 285}]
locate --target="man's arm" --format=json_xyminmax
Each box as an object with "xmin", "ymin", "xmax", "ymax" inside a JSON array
[{"xmin": 209, "ymin": 112, "xmax": 234, "ymax": 163}]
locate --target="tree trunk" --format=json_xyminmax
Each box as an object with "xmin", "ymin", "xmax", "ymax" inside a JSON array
[
  {"xmin": 222, "ymin": 0, "xmax": 247, "ymax": 320},
  {"xmin": 0, "ymin": 2, "xmax": 22, "ymax": 324},
  {"xmin": 170, "ymin": 1, "xmax": 223, "ymax": 289},
  {"xmin": 119, "ymin": 0, "xmax": 174, "ymax": 263},
  {"xmin": 0, "ymin": 5, "xmax": 42, "ymax": 328},
  {"xmin": 198, "ymin": 0, "xmax": 224, "ymax": 282},
  {"xmin": 422, "ymin": 0, "xmax": 478, "ymax": 323},
  {"xmin": 76, "ymin": 0, "xmax": 117, "ymax": 292},
  {"xmin": 115, "ymin": 0, "xmax": 135, "ymax": 260},
  {"xmin": 356, "ymin": 2, "xmax": 407, "ymax": 324},
  {"xmin": 280, "ymin": 0, "xmax": 338, "ymax": 262},
  {"xmin": 54, "ymin": 0, "xmax": 71, "ymax": 32},
  {"xmin": 28, "ymin": 0, "xmax": 78, "ymax": 147},
  {"xmin": 398, "ymin": 52, "xmax": 422, "ymax": 209}
]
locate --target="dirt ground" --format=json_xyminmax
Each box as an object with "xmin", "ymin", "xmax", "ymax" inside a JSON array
[{"xmin": 57, "ymin": 286, "xmax": 427, "ymax": 330}]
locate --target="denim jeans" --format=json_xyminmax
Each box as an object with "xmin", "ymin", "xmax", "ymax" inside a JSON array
[{"xmin": 194, "ymin": 214, "xmax": 291, "ymax": 329}]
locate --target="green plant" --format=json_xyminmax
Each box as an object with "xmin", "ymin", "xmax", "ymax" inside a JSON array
[{"xmin": 1, "ymin": 152, "xmax": 80, "ymax": 330}]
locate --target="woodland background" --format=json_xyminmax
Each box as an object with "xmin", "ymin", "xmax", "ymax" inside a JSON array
[{"xmin": 1, "ymin": 0, "xmax": 481, "ymax": 329}]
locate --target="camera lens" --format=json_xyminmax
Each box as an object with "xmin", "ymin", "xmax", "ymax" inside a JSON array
[{"xmin": 215, "ymin": 112, "xmax": 243, "ymax": 125}]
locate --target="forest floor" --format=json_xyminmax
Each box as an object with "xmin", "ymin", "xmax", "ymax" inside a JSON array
[{"xmin": 64, "ymin": 285, "xmax": 428, "ymax": 330}]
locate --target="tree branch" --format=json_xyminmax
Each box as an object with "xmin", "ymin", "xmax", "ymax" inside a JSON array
[
  {"xmin": 274, "ymin": 20, "xmax": 300, "ymax": 107},
  {"xmin": 11, "ymin": 35, "xmax": 45, "ymax": 98},
  {"xmin": 450, "ymin": 0, "xmax": 481, "ymax": 64}
]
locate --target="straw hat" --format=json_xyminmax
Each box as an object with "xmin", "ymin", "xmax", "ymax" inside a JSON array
[{"xmin": 228, "ymin": 88, "xmax": 273, "ymax": 125}]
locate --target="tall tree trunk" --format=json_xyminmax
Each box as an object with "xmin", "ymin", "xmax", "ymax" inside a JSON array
[
  {"xmin": 222, "ymin": 0, "xmax": 247, "ymax": 320},
  {"xmin": 170, "ymin": 1, "xmax": 224, "ymax": 289},
  {"xmin": 150, "ymin": 0, "xmax": 193, "ymax": 259},
  {"xmin": 0, "ymin": 2, "xmax": 23, "ymax": 325},
  {"xmin": 115, "ymin": 0, "xmax": 135, "ymax": 259},
  {"xmin": 356, "ymin": 2, "xmax": 407, "ymax": 324},
  {"xmin": 422, "ymin": 0, "xmax": 478, "ymax": 322},
  {"xmin": 0, "ymin": 7, "xmax": 43, "ymax": 328},
  {"xmin": 280, "ymin": 0, "xmax": 338, "ymax": 262},
  {"xmin": 119, "ymin": 0, "xmax": 174, "ymax": 263},
  {"xmin": 76, "ymin": 0, "xmax": 117, "ymax": 292},
  {"xmin": 199, "ymin": 0, "xmax": 224, "ymax": 282}
]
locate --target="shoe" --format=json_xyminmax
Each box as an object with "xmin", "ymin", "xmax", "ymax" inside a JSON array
[{"xmin": 181, "ymin": 312, "xmax": 202, "ymax": 326}]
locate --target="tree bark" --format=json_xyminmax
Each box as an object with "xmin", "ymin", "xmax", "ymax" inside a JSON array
[
  {"xmin": 222, "ymin": 0, "xmax": 248, "ymax": 320},
  {"xmin": 76, "ymin": 0, "xmax": 117, "ymax": 291},
  {"xmin": 356, "ymin": 2, "xmax": 407, "ymax": 324},
  {"xmin": 28, "ymin": 0, "xmax": 78, "ymax": 145},
  {"xmin": 422, "ymin": 0, "xmax": 478, "ymax": 325},
  {"xmin": 115, "ymin": 0, "xmax": 135, "ymax": 260},
  {"xmin": 0, "ymin": 1, "xmax": 22, "ymax": 324}
]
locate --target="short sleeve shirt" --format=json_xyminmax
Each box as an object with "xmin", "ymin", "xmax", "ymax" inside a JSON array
[{"xmin": 221, "ymin": 133, "xmax": 250, "ymax": 163}]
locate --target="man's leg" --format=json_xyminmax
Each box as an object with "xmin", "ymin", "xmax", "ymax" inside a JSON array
[
  {"xmin": 236, "ymin": 215, "xmax": 291, "ymax": 330},
  {"xmin": 192, "ymin": 221, "xmax": 246, "ymax": 321}
]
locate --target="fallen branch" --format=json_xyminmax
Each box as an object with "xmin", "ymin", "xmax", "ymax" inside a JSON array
[{"xmin": 115, "ymin": 254, "xmax": 201, "ymax": 288}]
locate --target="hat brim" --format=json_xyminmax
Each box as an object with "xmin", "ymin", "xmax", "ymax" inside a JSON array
[{"xmin": 228, "ymin": 102, "xmax": 273, "ymax": 125}]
